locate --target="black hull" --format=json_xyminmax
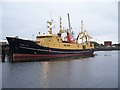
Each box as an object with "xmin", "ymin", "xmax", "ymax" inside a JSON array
[{"xmin": 6, "ymin": 37, "xmax": 94, "ymax": 62}]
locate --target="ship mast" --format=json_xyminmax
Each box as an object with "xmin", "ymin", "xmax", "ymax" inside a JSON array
[
  {"xmin": 58, "ymin": 16, "xmax": 68, "ymax": 35},
  {"xmin": 47, "ymin": 12, "xmax": 53, "ymax": 34},
  {"xmin": 79, "ymin": 21, "xmax": 92, "ymax": 45},
  {"xmin": 59, "ymin": 17, "xmax": 62, "ymax": 34},
  {"xmin": 76, "ymin": 20, "xmax": 84, "ymax": 42},
  {"xmin": 47, "ymin": 19, "xmax": 53, "ymax": 34},
  {"xmin": 80, "ymin": 21, "xmax": 84, "ymax": 43}
]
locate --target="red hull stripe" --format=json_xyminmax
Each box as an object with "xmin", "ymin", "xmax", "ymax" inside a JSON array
[
  {"xmin": 13, "ymin": 53, "xmax": 93, "ymax": 58},
  {"xmin": 13, "ymin": 54, "xmax": 80, "ymax": 58},
  {"xmin": 12, "ymin": 53, "xmax": 94, "ymax": 61}
]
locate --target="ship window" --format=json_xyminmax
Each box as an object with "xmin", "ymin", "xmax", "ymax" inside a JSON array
[
  {"xmin": 64, "ymin": 44, "xmax": 70, "ymax": 46},
  {"xmin": 83, "ymin": 45, "xmax": 86, "ymax": 49},
  {"xmin": 90, "ymin": 43, "xmax": 92, "ymax": 47},
  {"xmin": 67, "ymin": 44, "xmax": 70, "ymax": 46},
  {"xmin": 64, "ymin": 44, "xmax": 66, "ymax": 46}
]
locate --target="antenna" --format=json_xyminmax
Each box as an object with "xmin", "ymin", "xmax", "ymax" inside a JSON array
[{"xmin": 81, "ymin": 20, "xmax": 83, "ymax": 32}]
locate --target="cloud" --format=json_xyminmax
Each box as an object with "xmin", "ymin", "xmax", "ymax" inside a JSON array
[{"xmin": 2, "ymin": 2, "xmax": 118, "ymax": 43}]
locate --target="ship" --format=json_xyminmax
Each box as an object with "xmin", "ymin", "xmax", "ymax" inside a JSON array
[{"xmin": 6, "ymin": 13, "xmax": 94, "ymax": 62}]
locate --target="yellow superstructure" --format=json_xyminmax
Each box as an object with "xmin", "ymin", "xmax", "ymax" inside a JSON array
[{"xmin": 35, "ymin": 14, "xmax": 94, "ymax": 50}]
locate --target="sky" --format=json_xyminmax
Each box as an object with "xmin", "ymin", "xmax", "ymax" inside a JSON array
[{"xmin": 0, "ymin": 0, "xmax": 119, "ymax": 44}]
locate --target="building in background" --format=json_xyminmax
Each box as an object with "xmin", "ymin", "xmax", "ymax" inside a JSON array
[{"xmin": 104, "ymin": 41, "xmax": 112, "ymax": 47}]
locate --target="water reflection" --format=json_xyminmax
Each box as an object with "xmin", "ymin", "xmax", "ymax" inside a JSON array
[
  {"xmin": 41, "ymin": 62, "xmax": 50, "ymax": 88},
  {"xmin": 39, "ymin": 60, "xmax": 73, "ymax": 88},
  {"xmin": 2, "ymin": 51, "xmax": 118, "ymax": 88}
]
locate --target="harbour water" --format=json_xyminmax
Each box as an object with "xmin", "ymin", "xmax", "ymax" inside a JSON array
[{"xmin": 1, "ymin": 51, "xmax": 118, "ymax": 88}]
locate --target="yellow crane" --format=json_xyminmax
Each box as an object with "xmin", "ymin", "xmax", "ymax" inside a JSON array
[{"xmin": 77, "ymin": 21, "xmax": 92, "ymax": 45}]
